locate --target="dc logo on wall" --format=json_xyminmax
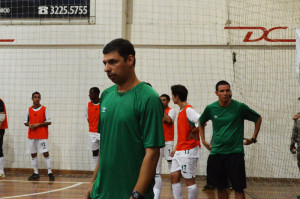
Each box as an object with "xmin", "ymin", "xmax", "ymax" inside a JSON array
[{"xmin": 38, "ymin": 6, "xmax": 48, "ymax": 15}]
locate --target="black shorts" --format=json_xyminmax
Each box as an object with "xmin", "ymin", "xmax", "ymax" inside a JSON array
[
  {"xmin": 207, "ymin": 153, "xmax": 246, "ymax": 192},
  {"xmin": 0, "ymin": 129, "xmax": 5, "ymax": 157}
]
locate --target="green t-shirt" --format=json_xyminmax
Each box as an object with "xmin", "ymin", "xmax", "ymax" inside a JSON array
[
  {"xmin": 90, "ymin": 82, "xmax": 165, "ymax": 199},
  {"xmin": 199, "ymin": 99, "xmax": 260, "ymax": 155}
]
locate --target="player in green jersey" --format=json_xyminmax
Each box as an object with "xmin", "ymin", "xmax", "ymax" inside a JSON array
[
  {"xmin": 86, "ymin": 38, "xmax": 165, "ymax": 199},
  {"xmin": 198, "ymin": 80, "xmax": 262, "ymax": 199}
]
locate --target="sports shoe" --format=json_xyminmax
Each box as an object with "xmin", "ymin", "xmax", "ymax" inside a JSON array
[
  {"xmin": 297, "ymin": 195, "xmax": 300, "ymax": 199},
  {"xmin": 202, "ymin": 184, "xmax": 214, "ymax": 190},
  {"xmin": 28, "ymin": 173, "xmax": 40, "ymax": 181},
  {"xmin": 0, "ymin": 173, "xmax": 5, "ymax": 179},
  {"xmin": 48, "ymin": 173, "xmax": 55, "ymax": 181}
]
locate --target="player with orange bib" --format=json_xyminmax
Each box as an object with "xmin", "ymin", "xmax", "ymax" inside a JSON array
[
  {"xmin": 24, "ymin": 92, "xmax": 54, "ymax": 181},
  {"xmin": 0, "ymin": 98, "xmax": 8, "ymax": 178},
  {"xmin": 170, "ymin": 85, "xmax": 200, "ymax": 199},
  {"xmin": 85, "ymin": 87, "xmax": 101, "ymax": 170},
  {"xmin": 154, "ymin": 94, "xmax": 176, "ymax": 199}
]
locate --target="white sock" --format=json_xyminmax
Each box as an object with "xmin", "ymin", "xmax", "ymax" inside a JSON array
[
  {"xmin": 172, "ymin": 182, "xmax": 183, "ymax": 199},
  {"xmin": 92, "ymin": 156, "xmax": 98, "ymax": 170},
  {"xmin": 0, "ymin": 157, "xmax": 4, "ymax": 173},
  {"xmin": 44, "ymin": 157, "xmax": 52, "ymax": 174},
  {"xmin": 187, "ymin": 184, "xmax": 198, "ymax": 199},
  {"xmin": 32, "ymin": 157, "xmax": 38, "ymax": 174},
  {"xmin": 167, "ymin": 161, "xmax": 172, "ymax": 171},
  {"xmin": 153, "ymin": 174, "xmax": 162, "ymax": 199}
]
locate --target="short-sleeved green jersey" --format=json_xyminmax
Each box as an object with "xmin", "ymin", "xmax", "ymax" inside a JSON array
[
  {"xmin": 199, "ymin": 99, "xmax": 260, "ymax": 155},
  {"xmin": 90, "ymin": 82, "xmax": 165, "ymax": 199}
]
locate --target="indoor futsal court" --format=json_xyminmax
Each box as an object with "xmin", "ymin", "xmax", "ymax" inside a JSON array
[
  {"xmin": 0, "ymin": 0, "xmax": 300, "ymax": 199},
  {"xmin": 1, "ymin": 174, "xmax": 300, "ymax": 198}
]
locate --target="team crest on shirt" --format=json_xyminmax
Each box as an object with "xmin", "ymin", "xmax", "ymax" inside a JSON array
[
  {"xmin": 214, "ymin": 115, "xmax": 218, "ymax": 118},
  {"xmin": 102, "ymin": 107, "xmax": 106, "ymax": 113}
]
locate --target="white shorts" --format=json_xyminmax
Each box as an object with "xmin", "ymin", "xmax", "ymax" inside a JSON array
[
  {"xmin": 170, "ymin": 146, "xmax": 200, "ymax": 179},
  {"xmin": 88, "ymin": 132, "xmax": 100, "ymax": 151},
  {"xmin": 27, "ymin": 139, "xmax": 49, "ymax": 154},
  {"xmin": 171, "ymin": 157, "xmax": 198, "ymax": 179},
  {"xmin": 156, "ymin": 142, "xmax": 174, "ymax": 174},
  {"xmin": 163, "ymin": 143, "xmax": 174, "ymax": 161}
]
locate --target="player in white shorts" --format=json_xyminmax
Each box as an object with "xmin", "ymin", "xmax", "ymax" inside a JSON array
[
  {"xmin": 170, "ymin": 85, "xmax": 200, "ymax": 199},
  {"xmin": 85, "ymin": 87, "xmax": 101, "ymax": 170},
  {"xmin": 24, "ymin": 92, "xmax": 54, "ymax": 181},
  {"xmin": 154, "ymin": 94, "xmax": 176, "ymax": 199}
]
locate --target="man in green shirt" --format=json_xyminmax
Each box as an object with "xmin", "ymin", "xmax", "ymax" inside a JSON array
[
  {"xmin": 198, "ymin": 80, "xmax": 262, "ymax": 199},
  {"xmin": 86, "ymin": 38, "xmax": 165, "ymax": 199}
]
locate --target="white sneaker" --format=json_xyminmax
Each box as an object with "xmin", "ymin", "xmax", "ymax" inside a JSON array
[{"xmin": 0, "ymin": 173, "xmax": 6, "ymax": 179}]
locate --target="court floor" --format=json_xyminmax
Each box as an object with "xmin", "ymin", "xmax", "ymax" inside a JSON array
[{"xmin": 0, "ymin": 174, "xmax": 299, "ymax": 199}]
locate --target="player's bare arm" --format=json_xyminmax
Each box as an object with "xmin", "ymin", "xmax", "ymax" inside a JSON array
[
  {"xmin": 188, "ymin": 122, "xmax": 207, "ymax": 140},
  {"xmin": 188, "ymin": 127, "xmax": 199, "ymax": 140},
  {"xmin": 130, "ymin": 147, "xmax": 160, "ymax": 199},
  {"xmin": 293, "ymin": 114, "xmax": 300, "ymax": 120},
  {"xmin": 163, "ymin": 113, "xmax": 173, "ymax": 124},
  {"xmin": 0, "ymin": 111, "xmax": 4, "ymax": 127},
  {"xmin": 86, "ymin": 157, "xmax": 100, "ymax": 199},
  {"xmin": 0, "ymin": 110, "xmax": 4, "ymax": 121},
  {"xmin": 35, "ymin": 122, "xmax": 51, "ymax": 127},
  {"xmin": 199, "ymin": 122, "xmax": 211, "ymax": 150},
  {"xmin": 27, "ymin": 122, "xmax": 51, "ymax": 130},
  {"xmin": 170, "ymin": 147, "xmax": 176, "ymax": 157},
  {"xmin": 244, "ymin": 116, "xmax": 262, "ymax": 145}
]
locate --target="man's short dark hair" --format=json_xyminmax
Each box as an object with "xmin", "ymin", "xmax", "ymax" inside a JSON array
[
  {"xmin": 171, "ymin": 85, "xmax": 188, "ymax": 102},
  {"xmin": 90, "ymin": 87, "xmax": 100, "ymax": 96},
  {"xmin": 103, "ymin": 38, "xmax": 136, "ymax": 65},
  {"xmin": 216, "ymin": 80, "xmax": 230, "ymax": 92},
  {"xmin": 160, "ymin": 94, "xmax": 170, "ymax": 101},
  {"xmin": 32, "ymin": 91, "xmax": 41, "ymax": 98}
]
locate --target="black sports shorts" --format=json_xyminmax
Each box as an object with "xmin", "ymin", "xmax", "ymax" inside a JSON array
[{"xmin": 207, "ymin": 153, "xmax": 246, "ymax": 192}]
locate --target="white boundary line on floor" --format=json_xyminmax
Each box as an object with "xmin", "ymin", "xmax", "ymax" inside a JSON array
[
  {"xmin": 0, "ymin": 179, "xmax": 89, "ymax": 184},
  {"xmin": 0, "ymin": 182, "xmax": 83, "ymax": 198}
]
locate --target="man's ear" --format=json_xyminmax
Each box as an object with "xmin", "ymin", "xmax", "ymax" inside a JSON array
[{"xmin": 127, "ymin": 55, "xmax": 135, "ymax": 66}]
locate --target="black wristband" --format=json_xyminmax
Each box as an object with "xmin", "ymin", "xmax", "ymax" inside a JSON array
[
  {"xmin": 251, "ymin": 137, "xmax": 257, "ymax": 143},
  {"xmin": 131, "ymin": 191, "xmax": 144, "ymax": 199}
]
